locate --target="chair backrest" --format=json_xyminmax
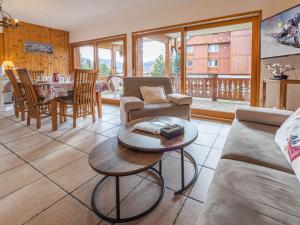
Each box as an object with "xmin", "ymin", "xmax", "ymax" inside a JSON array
[
  {"xmin": 16, "ymin": 69, "xmax": 38, "ymax": 105},
  {"xmin": 73, "ymin": 69, "xmax": 97, "ymax": 105},
  {"xmin": 29, "ymin": 70, "xmax": 44, "ymax": 80},
  {"xmin": 5, "ymin": 69, "xmax": 23, "ymax": 100},
  {"xmin": 123, "ymin": 77, "xmax": 173, "ymax": 99},
  {"xmin": 110, "ymin": 77, "xmax": 123, "ymax": 92}
]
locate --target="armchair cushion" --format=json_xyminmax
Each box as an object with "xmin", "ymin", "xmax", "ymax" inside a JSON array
[
  {"xmin": 167, "ymin": 93, "xmax": 192, "ymax": 105},
  {"xmin": 121, "ymin": 96, "xmax": 144, "ymax": 113},
  {"xmin": 140, "ymin": 86, "xmax": 169, "ymax": 104}
]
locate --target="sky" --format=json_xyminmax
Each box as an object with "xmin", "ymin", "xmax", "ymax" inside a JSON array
[
  {"xmin": 79, "ymin": 46, "xmax": 124, "ymax": 63},
  {"xmin": 142, "ymin": 40, "xmax": 165, "ymax": 62}
]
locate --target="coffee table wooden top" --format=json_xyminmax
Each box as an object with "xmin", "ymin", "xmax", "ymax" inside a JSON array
[
  {"xmin": 88, "ymin": 137, "xmax": 163, "ymax": 176},
  {"xmin": 117, "ymin": 117, "xmax": 198, "ymax": 152}
]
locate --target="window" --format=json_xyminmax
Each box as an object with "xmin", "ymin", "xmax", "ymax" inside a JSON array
[
  {"xmin": 74, "ymin": 46, "xmax": 94, "ymax": 69},
  {"xmin": 187, "ymin": 60, "xmax": 193, "ymax": 67},
  {"xmin": 208, "ymin": 59, "xmax": 219, "ymax": 67},
  {"xmin": 208, "ymin": 44, "xmax": 219, "ymax": 53},
  {"xmin": 98, "ymin": 47, "xmax": 112, "ymax": 76},
  {"xmin": 135, "ymin": 32, "xmax": 181, "ymax": 77},
  {"xmin": 97, "ymin": 43, "xmax": 124, "ymax": 76},
  {"xmin": 187, "ymin": 46, "xmax": 193, "ymax": 54}
]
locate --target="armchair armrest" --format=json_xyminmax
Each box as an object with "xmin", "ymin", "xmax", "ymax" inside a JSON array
[
  {"xmin": 120, "ymin": 96, "xmax": 144, "ymax": 113},
  {"xmin": 235, "ymin": 106, "xmax": 293, "ymax": 127},
  {"xmin": 167, "ymin": 93, "xmax": 192, "ymax": 105}
]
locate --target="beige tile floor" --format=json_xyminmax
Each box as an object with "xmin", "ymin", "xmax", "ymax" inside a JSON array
[{"xmin": 0, "ymin": 104, "xmax": 231, "ymax": 225}]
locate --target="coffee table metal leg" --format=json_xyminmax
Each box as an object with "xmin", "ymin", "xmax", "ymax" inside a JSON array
[
  {"xmin": 175, "ymin": 148, "xmax": 198, "ymax": 195},
  {"xmin": 91, "ymin": 168, "xmax": 165, "ymax": 223},
  {"xmin": 116, "ymin": 176, "xmax": 120, "ymax": 220},
  {"xmin": 159, "ymin": 160, "xmax": 162, "ymax": 175}
]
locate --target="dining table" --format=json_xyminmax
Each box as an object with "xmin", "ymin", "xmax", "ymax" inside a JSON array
[{"xmin": 32, "ymin": 80, "xmax": 109, "ymax": 131}]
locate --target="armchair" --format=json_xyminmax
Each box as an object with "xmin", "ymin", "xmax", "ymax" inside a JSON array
[{"xmin": 120, "ymin": 77, "xmax": 192, "ymax": 124}]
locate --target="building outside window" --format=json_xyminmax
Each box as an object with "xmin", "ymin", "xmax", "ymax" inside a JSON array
[
  {"xmin": 208, "ymin": 44, "xmax": 219, "ymax": 53},
  {"xmin": 208, "ymin": 59, "xmax": 219, "ymax": 67},
  {"xmin": 187, "ymin": 60, "xmax": 193, "ymax": 67}
]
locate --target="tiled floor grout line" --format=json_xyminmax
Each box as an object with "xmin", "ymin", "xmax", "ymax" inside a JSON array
[
  {"xmin": 0, "ymin": 176, "xmax": 45, "ymax": 201},
  {"xmin": 172, "ymin": 195, "xmax": 189, "ymax": 225},
  {"xmin": 1, "ymin": 113, "xmax": 211, "ymax": 204},
  {"xmin": 21, "ymin": 195, "xmax": 70, "ymax": 225},
  {"xmin": 0, "ymin": 120, "xmax": 104, "ymax": 220}
]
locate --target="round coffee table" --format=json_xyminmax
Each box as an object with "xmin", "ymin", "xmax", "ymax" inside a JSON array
[
  {"xmin": 88, "ymin": 137, "xmax": 164, "ymax": 223},
  {"xmin": 117, "ymin": 116, "xmax": 198, "ymax": 194}
]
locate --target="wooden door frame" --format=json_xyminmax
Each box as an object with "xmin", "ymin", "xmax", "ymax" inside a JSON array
[
  {"xmin": 132, "ymin": 10, "xmax": 262, "ymax": 121},
  {"xmin": 70, "ymin": 34, "xmax": 127, "ymax": 104}
]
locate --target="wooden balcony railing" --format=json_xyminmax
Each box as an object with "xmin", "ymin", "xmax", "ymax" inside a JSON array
[{"xmin": 172, "ymin": 75, "xmax": 251, "ymax": 102}]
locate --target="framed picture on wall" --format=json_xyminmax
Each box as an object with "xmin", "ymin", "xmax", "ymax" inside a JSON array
[
  {"xmin": 24, "ymin": 41, "xmax": 53, "ymax": 54},
  {"xmin": 261, "ymin": 4, "xmax": 300, "ymax": 58}
]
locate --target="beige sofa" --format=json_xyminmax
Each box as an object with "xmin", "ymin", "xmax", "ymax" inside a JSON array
[
  {"xmin": 120, "ymin": 77, "xmax": 192, "ymax": 124},
  {"xmin": 198, "ymin": 106, "xmax": 300, "ymax": 225}
]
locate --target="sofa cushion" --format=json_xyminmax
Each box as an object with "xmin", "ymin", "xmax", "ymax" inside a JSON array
[
  {"xmin": 235, "ymin": 106, "xmax": 292, "ymax": 127},
  {"xmin": 140, "ymin": 86, "xmax": 169, "ymax": 104},
  {"xmin": 222, "ymin": 119, "xmax": 294, "ymax": 174},
  {"xmin": 167, "ymin": 93, "xmax": 192, "ymax": 105},
  {"xmin": 275, "ymin": 107, "xmax": 300, "ymax": 183},
  {"xmin": 197, "ymin": 159, "xmax": 300, "ymax": 225},
  {"xmin": 128, "ymin": 102, "xmax": 190, "ymax": 122}
]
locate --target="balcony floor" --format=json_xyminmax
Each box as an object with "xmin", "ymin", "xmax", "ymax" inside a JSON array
[
  {"xmin": 101, "ymin": 92, "xmax": 249, "ymax": 113},
  {"xmin": 192, "ymin": 98, "xmax": 249, "ymax": 113}
]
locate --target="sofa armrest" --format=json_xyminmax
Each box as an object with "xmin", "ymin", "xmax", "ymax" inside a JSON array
[
  {"xmin": 120, "ymin": 96, "xmax": 144, "ymax": 113},
  {"xmin": 235, "ymin": 106, "xmax": 293, "ymax": 127},
  {"xmin": 167, "ymin": 93, "xmax": 192, "ymax": 105}
]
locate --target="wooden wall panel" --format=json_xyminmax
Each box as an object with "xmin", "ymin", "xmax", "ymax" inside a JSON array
[
  {"xmin": 0, "ymin": 33, "xmax": 5, "ymax": 63},
  {"xmin": 4, "ymin": 22, "xmax": 69, "ymax": 74}
]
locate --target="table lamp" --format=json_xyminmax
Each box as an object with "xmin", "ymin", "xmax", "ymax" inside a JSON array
[{"xmin": 1, "ymin": 60, "xmax": 15, "ymax": 76}]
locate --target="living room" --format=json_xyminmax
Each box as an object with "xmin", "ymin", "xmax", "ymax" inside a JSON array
[{"xmin": 0, "ymin": 0, "xmax": 300, "ymax": 225}]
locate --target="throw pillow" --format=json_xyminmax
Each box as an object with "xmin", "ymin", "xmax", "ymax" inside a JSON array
[
  {"xmin": 275, "ymin": 108, "xmax": 300, "ymax": 182},
  {"xmin": 140, "ymin": 86, "xmax": 169, "ymax": 104}
]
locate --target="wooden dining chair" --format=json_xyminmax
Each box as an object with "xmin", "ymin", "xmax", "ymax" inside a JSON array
[
  {"xmin": 29, "ymin": 70, "xmax": 44, "ymax": 80},
  {"xmin": 5, "ymin": 69, "xmax": 26, "ymax": 120},
  {"xmin": 16, "ymin": 68, "xmax": 50, "ymax": 129},
  {"xmin": 58, "ymin": 69, "xmax": 97, "ymax": 128}
]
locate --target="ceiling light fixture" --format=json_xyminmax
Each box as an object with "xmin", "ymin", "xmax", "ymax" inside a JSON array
[{"xmin": 0, "ymin": 0, "xmax": 19, "ymax": 28}]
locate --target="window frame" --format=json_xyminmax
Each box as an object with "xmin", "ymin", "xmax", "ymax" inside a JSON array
[
  {"xmin": 208, "ymin": 44, "xmax": 220, "ymax": 53},
  {"xmin": 208, "ymin": 59, "xmax": 219, "ymax": 68},
  {"xmin": 71, "ymin": 34, "xmax": 127, "ymax": 77},
  {"xmin": 187, "ymin": 60, "xmax": 193, "ymax": 67}
]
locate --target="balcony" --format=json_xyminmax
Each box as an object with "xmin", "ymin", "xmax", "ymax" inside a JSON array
[{"xmin": 172, "ymin": 74, "xmax": 251, "ymax": 112}]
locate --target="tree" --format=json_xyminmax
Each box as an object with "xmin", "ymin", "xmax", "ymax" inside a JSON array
[
  {"xmin": 171, "ymin": 53, "xmax": 181, "ymax": 76},
  {"xmin": 151, "ymin": 54, "xmax": 165, "ymax": 76},
  {"xmin": 80, "ymin": 58, "xmax": 93, "ymax": 69},
  {"xmin": 100, "ymin": 64, "xmax": 112, "ymax": 75}
]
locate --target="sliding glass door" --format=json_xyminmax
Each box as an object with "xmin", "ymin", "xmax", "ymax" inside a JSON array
[
  {"xmin": 134, "ymin": 31, "xmax": 182, "ymax": 92},
  {"xmin": 72, "ymin": 35, "xmax": 127, "ymax": 101},
  {"xmin": 133, "ymin": 12, "xmax": 260, "ymax": 119},
  {"xmin": 185, "ymin": 23, "xmax": 252, "ymax": 113}
]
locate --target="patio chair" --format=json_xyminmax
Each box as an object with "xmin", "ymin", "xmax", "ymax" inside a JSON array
[{"xmin": 109, "ymin": 76, "xmax": 123, "ymax": 99}]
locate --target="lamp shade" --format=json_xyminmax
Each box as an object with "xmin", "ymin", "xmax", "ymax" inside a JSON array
[{"xmin": 1, "ymin": 60, "xmax": 15, "ymax": 70}]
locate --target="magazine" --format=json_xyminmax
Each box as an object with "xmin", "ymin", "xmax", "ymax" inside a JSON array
[{"xmin": 133, "ymin": 120, "xmax": 170, "ymax": 134}]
